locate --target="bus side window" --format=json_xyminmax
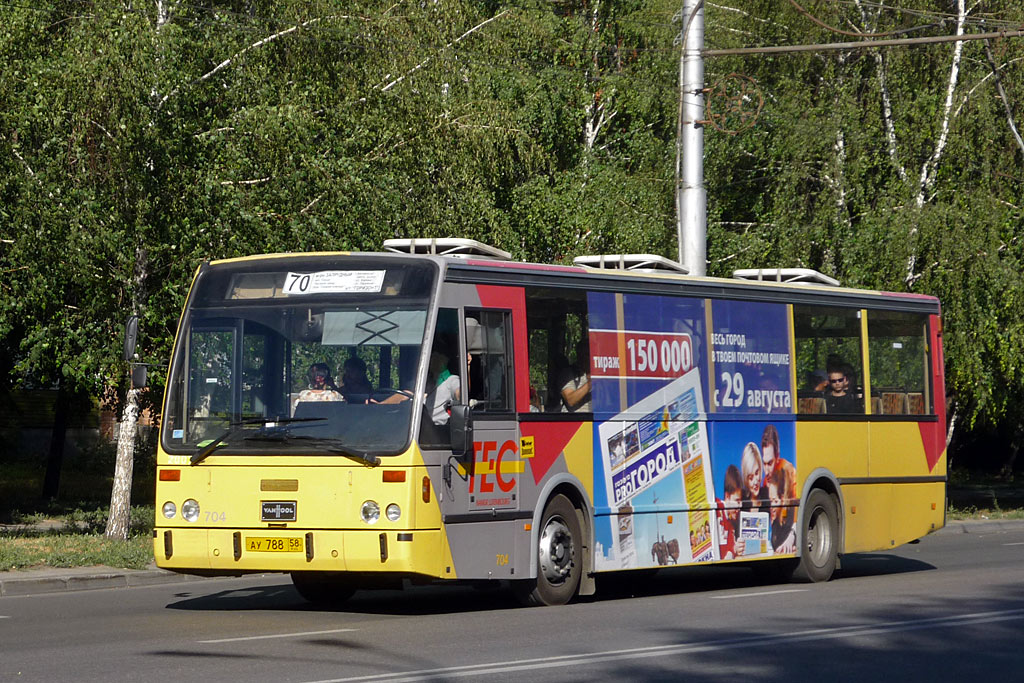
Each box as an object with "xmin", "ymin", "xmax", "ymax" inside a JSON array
[
  {"xmin": 465, "ymin": 310, "xmax": 513, "ymax": 412},
  {"xmin": 525, "ymin": 287, "xmax": 589, "ymax": 414},
  {"xmin": 866, "ymin": 310, "xmax": 932, "ymax": 415},
  {"xmin": 793, "ymin": 305, "xmax": 865, "ymax": 415}
]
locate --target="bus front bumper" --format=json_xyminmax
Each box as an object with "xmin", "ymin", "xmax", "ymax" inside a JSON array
[{"xmin": 154, "ymin": 527, "xmax": 447, "ymax": 578}]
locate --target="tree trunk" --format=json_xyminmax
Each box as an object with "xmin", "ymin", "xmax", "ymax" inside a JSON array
[
  {"xmin": 42, "ymin": 378, "xmax": 71, "ymax": 500},
  {"xmin": 104, "ymin": 386, "xmax": 139, "ymax": 539}
]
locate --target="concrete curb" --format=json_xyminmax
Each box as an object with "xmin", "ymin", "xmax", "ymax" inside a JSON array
[
  {"xmin": 939, "ymin": 518, "xmax": 1024, "ymax": 534},
  {"xmin": 0, "ymin": 566, "xmax": 227, "ymax": 597}
]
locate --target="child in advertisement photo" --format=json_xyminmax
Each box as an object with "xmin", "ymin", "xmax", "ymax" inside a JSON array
[
  {"xmin": 715, "ymin": 465, "xmax": 744, "ymax": 560},
  {"xmin": 767, "ymin": 465, "xmax": 797, "ymax": 553}
]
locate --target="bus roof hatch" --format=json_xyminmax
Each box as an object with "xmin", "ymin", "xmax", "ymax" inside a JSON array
[
  {"xmin": 382, "ymin": 238, "xmax": 512, "ymax": 261},
  {"xmin": 731, "ymin": 268, "xmax": 840, "ymax": 286},
  {"xmin": 573, "ymin": 254, "xmax": 690, "ymax": 274}
]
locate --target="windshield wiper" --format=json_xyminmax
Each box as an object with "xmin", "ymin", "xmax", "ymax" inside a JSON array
[
  {"xmin": 328, "ymin": 447, "xmax": 381, "ymax": 467},
  {"xmin": 190, "ymin": 416, "xmax": 325, "ymax": 466},
  {"xmin": 284, "ymin": 436, "xmax": 381, "ymax": 466}
]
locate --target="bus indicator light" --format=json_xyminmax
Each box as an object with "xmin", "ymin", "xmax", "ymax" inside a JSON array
[
  {"xmin": 159, "ymin": 470, "xmax": 181, "ymax": 482},
  {"xmin": 422, "ymin": 476, "xmax": 430, "ymax": 502},
  {"xmin": 383, "ymin": 470, "xmax": 406, "ymax": 483}
]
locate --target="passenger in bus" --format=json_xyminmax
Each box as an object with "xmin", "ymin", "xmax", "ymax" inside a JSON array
[
  {"xmin": 293, "ymin": 363, "xmax": 344, "ymax": 411},
  {"xmin": 425, "ymin": 348, "xmax": 461, "ymax": 425},
  {"xmin": 715, "ymin": 465, "xmax": 744, "ymax": 559},
  {"xmin": 374, "ymin": 346, "xmax": 461, "ymax": 426},
  {"xmin": 338, "ymin": 356, "xmax": 373, "ymax": 402},
  {"xmin": 824, "ymin": 361, "xmax": 860, "ymax": 413},
  {"xmin": 557, "ymin": 340, "xmax": 592, "ymax": 413},
  {"xmin": 767, "ymin": 465, "xmax": 796, "ymax": 554},
  {"xmin": 760, "ymin": 425, "xmax": 797, "ymax": 503},
  {"xmin": 807, "ymin": 369, "xmax": 828, "ymax": 393},
  {"xmin": 741, "ymin": 442, "xmax": 768, "ymax": 514},
  {"xmin": 529, "ymin": 386, "xmax": 542, "ymax": 413}
]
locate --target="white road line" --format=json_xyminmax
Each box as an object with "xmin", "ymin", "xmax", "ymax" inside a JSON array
[
  {"xmin": 710, "ymin": 588, "xmax": 807, "ymax": 599},
  {"xmin": 1003, "ymin": 542, "xmax": 1024, "ymax": 546},
  {"xmin": 305, "ymin": 609, "xmax": 1024, "ymax": 683},
  {"xmin": 199, "ymin": 628, "xmax": 356, "ymax": 644},
  {"xmin": 0, "ymin": 616, "xmax": 10, "ymax": 619}
]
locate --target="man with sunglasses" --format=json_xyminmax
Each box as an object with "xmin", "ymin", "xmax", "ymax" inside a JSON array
[{"xmin": 824, "ymin": 361, "xmax": 859, "ymax": 414}]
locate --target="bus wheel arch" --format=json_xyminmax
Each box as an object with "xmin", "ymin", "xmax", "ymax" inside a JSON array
[
  {"xmin": 794, "ymin": 483, "xmax": 842, "ymax": 583},
  {"xmin": 551, "ymin": 482, "xmax": 596, "ymax": 597},
  {"xmin": 515, "ymin": 484, "xmax": 593, "ymax": 606}
]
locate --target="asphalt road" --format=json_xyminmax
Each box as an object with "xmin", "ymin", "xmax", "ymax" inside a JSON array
[{"xmin": 2, "ymin": 521, "xmax": 1023, "ymax": 682}]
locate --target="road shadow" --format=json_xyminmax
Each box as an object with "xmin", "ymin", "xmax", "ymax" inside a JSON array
[
  {"xmin": 164, "ymin": 548, "xmax": 935, "ymax": 616},
  {"xmin": 836, "ymin": 551, "xmax": 936, "ymax": 579}
]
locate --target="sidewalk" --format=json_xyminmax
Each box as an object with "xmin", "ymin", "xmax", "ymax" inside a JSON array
[{"xmin": 3, "ymin": 518, "xmax": 1022, "ymax": 597}]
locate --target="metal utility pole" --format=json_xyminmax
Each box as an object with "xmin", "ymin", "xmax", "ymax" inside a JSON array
[{"xmin": 675, "ymin": 0, "xmax": 706, "ymax": 276}]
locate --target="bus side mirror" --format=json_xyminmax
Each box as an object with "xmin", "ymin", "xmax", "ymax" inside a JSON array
[
  {"xmin": 449, "ymin": 404, "xmax": 473, "ymax": 457},
  {"xmin": 131, "ymin": 364, "xmax": 148, "ymax": 390},
  {"xmin": 123, "ymin": 315, "xmax": 139, "ymax": 361}
]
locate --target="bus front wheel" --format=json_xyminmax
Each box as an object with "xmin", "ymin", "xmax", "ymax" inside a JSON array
[
  {"xmin": 794, "ymin": 489, "xmax": 839, "ymax": 582},
  {"xmin": 514, "ymin": 495, "xmax": 582, "ymax": 606},
  {"xmin": 291, "ymin": 571, "xmax": 357, "ymax": 605}
]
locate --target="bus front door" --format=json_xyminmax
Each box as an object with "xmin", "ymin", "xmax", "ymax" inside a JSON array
[{"xmin": 439, "ymin": 307, "xmax": 523, "ymax": 579}]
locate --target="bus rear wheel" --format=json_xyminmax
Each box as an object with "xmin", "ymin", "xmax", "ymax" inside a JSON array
[
  {"xmin": 514, "ymin": 495, "xmax": 582, "ymax": 606},
  {"xmin": 291, "ymin": 571, "xmax": 357, "ymax": 605},
  {"xmin": 794, "ymin": 489, "xmax": 839, "ymax": 582}
]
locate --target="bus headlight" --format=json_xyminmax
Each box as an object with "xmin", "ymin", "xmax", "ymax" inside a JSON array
[
  {"xmin": 181, "ymin": 499, "xmax": 200, "ymax": 523},
  {"xmin": 162, "ymin": 501, "xmax": 177, "ymax": 519},
  {"xmin": 360, "ymin": 500, "xmax": 380, "ymax": 524},
  {"xmin": 385, "ymin": 504, "xmax": 401, "ymax": 522}
]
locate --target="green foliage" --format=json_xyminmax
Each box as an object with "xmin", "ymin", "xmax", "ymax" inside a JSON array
[{"xmin": 1, "ymin": 1, "xmax": 1023, "ymax": 465}]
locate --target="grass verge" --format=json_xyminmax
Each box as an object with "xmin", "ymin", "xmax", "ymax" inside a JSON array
[
  {"xmin": 0, "ymin": 533, "xmax": 153, "ymax": 572},
  {"xmin": 0, "ymin": 505, "xmax": 155, "ymax": 572}
]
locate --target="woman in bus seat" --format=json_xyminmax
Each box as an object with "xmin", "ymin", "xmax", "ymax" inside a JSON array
[{"xmin": 293, "ymin": 362, "xmax": 344, "ymax": 411}]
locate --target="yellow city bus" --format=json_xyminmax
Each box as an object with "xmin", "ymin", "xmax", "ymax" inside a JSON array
[{"xmin": 153, "ymin": 239, "xmax": 946, "ymax": 605}]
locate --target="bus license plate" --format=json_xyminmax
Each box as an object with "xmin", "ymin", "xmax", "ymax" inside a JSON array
[{"xmin": 246, "ymin": 536, "xmax": 303, "ymax": 553}]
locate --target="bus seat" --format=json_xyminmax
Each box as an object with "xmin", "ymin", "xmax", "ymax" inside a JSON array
[
  {"xmin": 798, "ymin": 397, "xmax": 826, "ymax": 414},
  {"xmin": 907, "ymin": 393, "xmax": 925, "ymax": 415},
  {"xmin": 870, "ymin": 396, "xmax": 882, "ymax": 415},
  {"xmin": 881, "ymin": 392, "xmax": 908, "ymax": 415}
]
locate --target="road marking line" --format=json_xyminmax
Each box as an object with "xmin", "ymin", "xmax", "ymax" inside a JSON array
[
  {"xmin": 305, "ymin": 608, "xmax": 1024, "ymax": 683},
  {"xmin": 710, "ymin": 589, "xmax": 807, "ymax": 599},
  {"xmin": 199, "ymin": 628, "xmax": 356, "ymax": 643},
  {"xmin": 1003, "ymin": 542, "xmax": 1024, "ymax": 546}
]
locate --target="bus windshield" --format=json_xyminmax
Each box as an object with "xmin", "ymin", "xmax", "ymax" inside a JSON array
[{"xmin": 161, "ymin": 256, "xmax": 437, "ymax": 458}]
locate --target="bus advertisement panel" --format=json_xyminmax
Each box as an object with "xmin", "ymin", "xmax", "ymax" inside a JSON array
[{"xmin": 588, "ymin": 292, "xmax": 798, "ymax": 571}]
